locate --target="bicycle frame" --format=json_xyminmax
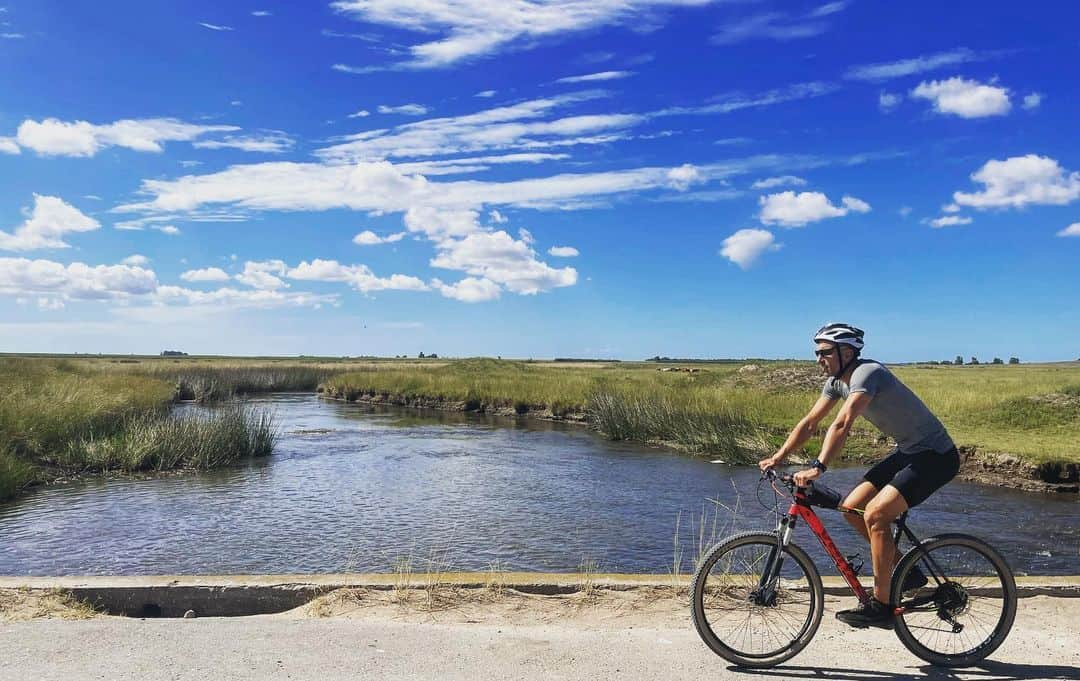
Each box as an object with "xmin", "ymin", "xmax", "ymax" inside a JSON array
[
  {"xmin": 756, "ymin": 484, "xmax": 949, "ymax": 612},
  {"xmin": 776, "ymin": 492, "xmax": 873, "ymax": 604}
]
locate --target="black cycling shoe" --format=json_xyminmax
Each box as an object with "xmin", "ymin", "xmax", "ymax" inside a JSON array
[
  {"xmin": 901, "ymin": 565, "xmax": 929, "ymax": 592},
  {"xmin": 836, "ymin": 599, "xmax": 894, "ymax": 629}
]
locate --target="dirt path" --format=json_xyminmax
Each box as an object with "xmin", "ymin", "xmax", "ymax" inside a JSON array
[{"xmin": 1, "ymin": 590, "xmax": 1076, "ymax": 680}]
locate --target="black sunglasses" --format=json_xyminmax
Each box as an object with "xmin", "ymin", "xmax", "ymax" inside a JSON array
[{"xmin": 814, "ymin": 348, "xmax": 836, "ymax": 358}]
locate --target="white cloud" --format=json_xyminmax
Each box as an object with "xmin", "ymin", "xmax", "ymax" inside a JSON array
[
  {"xmin": 153, "ymin": 285, "xmax": 337, "ymax": 309},
  {"xmin": 555, "ymin": 70, "xmax": 634, "ymax": 84},
  {"xmin": 348, "ymin": 109, "xmax": 371, "ymax": 118},
  {"xmin": 252, "ymin": 10, "xmax": 271, "ymax": 17},
  {"xmin": 317, "ymin": 92, "xmax": 631, "ymax": 162},
  {"xmin": 121, "ymin": 254, "xmax": 150, "ymax": 266},
  {"xmin": 1, "ymin": 33, "xmax": 24, "ymax": 39},
  {"xmin": 432, "ymin": 277, "xmax": 502, "ymax": 302},
  {"xmin": 657, "ymin": 81, "xmax": 837, "ymax": 117},
  {"xmin": 199, "ymin": 22, "xmax": 233, "ymax": 31},
  {"xmin": 841, "ymin": 196, "xmax": 871, "ymax": 212},
  {"xmin": 331, "ymin": 0, "xmax": 716, "ymax": 68},
  {"xmin": 759, "ymin": 191, "xmax": 870, "ymax": 227},
  {"xmin": 666, "ymin": 164, "xmax": 702, "ymax": 191},
  {"xmin": 15, "ymin": 118, "xmax": 238, "ymax": 157},
  {"xmin": 157, "ymin": 225, "xmax": 181, "ymax": 235},
  {"xmin": 287, "ymin": 258, "xmax": 429, "ymax": 293},
  {"xmin": 235, "ymin": 260, "xmax": 289, "ymax": 290},
  {"xmin": 953, "ymin": 155, "xmax": 1080, "ymax": 210},
  {"xmin": 0, "ymin": 257, "xmax": 157, "ymax": 300},
  {"xmin": 899, "ymin": 206, "xmax": 912, "ymax": 217},
  {"xmin": 1023, "ymin": 93, "xmax": 1042, "ymax": 110},
  {"xmin": 429, "ymin": 230, "xmax": 577, "ymax": 295},
  {"xmin": 720, "ymin": 229, "xmax": 779, "ymax": 269},
  {"xmin": 0, "ymin": 195, "xmax": 100, "ymax": 251},
  {"xmin": 1057, "ymin": 223, "xmax": 1080, "ymax": 237},
  {"xmin": 353, "ymin": 230, "xmax": 406, "ymax": 245},
  {"xmin": 927, "ymin": 215, "xmax": 972, "ymax": 228},
  {"xmin": 548, "ymin": 246, "xmax": 579, "ymax": 257},
  {"xmin": 377, "ymin": 103, "xmax": 429, "ymax": 116},
  {"xmin": 395, "ymin": 152, "xmax": 569, "ymax": 176},
  {"xmin": 317, "ymin": 85, "xmax": 832, "ymax": 164},
  {"xmin": 942, "ymin": 203, "xmax": 960, "ymax": 213},
  {"xmin": 180, "ymin": 267, "xmax": 230, "ymax": 282},
  {"xmin": 488, "ymin": 209, "xmax": 508, "ymax": 224},
  {"xmin": 475, "ymin": 90, "xmax": 497, "ymax": 98},
  {"xmin": 714, "ymin": 137, "xmax": 751, "ymax": 146},
  {"xmin": 752, "ymin": 175, "xmax": 806, "ymax": 190},
  {"xmin": 845, "ymin": 48, "xmax": 980, "ymax": 81},
  {"xmin": 809, "ymin": 1, "xmax": 849, "ymax": 17},
  {"xmin": 193, "ymin": 132, "xmax": 294, "ymax": 153},
  {"xmin": 910, "ymin": 77, "xmax": 1011, "ymax": 118},
  {"xmin": 711, "ymin": 7, "xmax": 840, "ymax": 45},
  {"xmin": 878, "ymin": 91, "xmax": 902, "ymax": 112},
  {"xmin": 652, "ymin": 188, "xmax": 743, "ymax": 203},
  {"xmin": 37, "ymin": 297, "xmax": 65, "ymax": 310},
  {"xmin": 0, "ymin": 137, "xmax": 19, "ymax": 154}
]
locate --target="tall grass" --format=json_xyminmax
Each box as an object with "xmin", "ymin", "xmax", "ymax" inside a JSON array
[
  {"xmin": 322, "ymin": 358, "xmax": 1080, "ymax": 463},
  {"xmin": 143, "ymin": 366, "xmax": 337, "ymax": 403},
  {"xmin": 0, "ymin": 358, "xmax": 279, "ymax": 502},
  {"xmin": 59, "ymin": 406, "xmax": 278, "ymax": 472},
  {"xmin": 589, "ymin": 390, "xmax": 765, "ymax": 462}
]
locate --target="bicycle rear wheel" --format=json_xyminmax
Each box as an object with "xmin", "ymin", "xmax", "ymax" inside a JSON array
[
  {"xmin": 892, "ymin": 534, "xmax": 1017, "ymax": 667},
  {"xmin": 691, "ymin": 531, "xmax": 823, "ymax": 668}
]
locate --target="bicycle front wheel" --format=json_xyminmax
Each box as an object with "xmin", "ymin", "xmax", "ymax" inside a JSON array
[
  {"xmin": 691, "ymin": 531, "xmax": 823, "ymax": 668},
  {"xmin": 892, "ymin": 534, "xmax": 1017, "ymax": 667}
]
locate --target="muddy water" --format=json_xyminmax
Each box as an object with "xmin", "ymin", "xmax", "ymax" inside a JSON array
[{"xmin": 0, "ymin": 394, "xmax": 1075, "ymax": 576}]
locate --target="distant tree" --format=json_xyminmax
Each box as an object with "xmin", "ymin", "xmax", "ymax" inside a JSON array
[
  {"xmin": 969, "ymin": 356, "xmax": 980, "ymax": 365},
  {"xmin": 1008, "ymin": 357, "xmax": 1020, "ymax": 365},
  {"xmin": 991, "ymin": 357, "xmax": 1004, "ymax": 365},
  {"xmin": 428, "ymin": 353, "xmax": 438, "ymax": 358},
  {"xmin": 418, "ymin": 352, "xmax": 426, "ymax": 358},
  {"xmin": 954, "ymin": 355, "xmax": 964, "ymax": 365}
]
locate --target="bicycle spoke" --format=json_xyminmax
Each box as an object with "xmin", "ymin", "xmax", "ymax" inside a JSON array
[
  {"xmin": 694, "ymin": 535, "xmax": 821, "ymax": 663},
  {"xmin": 894, "ymin": 537, "xmax": 1016, "ymax": 665}
]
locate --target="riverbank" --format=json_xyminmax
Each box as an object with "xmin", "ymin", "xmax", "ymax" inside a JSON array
[{"xmin": 3, "ymin": 356, "xmax": 1077, "ymax": 500}]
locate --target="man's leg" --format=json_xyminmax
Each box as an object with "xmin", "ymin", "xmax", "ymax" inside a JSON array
[
  {"xmin": 863, "ymin": 485, "xmax": 909, "ymax": 604},
  {"xmin": 841, "ymin": 481, "xmax": 878, "ymax": 544}
]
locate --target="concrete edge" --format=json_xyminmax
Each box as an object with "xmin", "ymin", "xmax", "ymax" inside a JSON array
[{"xmin": 2, "ymin": 574, "xmax": 1078, "ymax": 618}]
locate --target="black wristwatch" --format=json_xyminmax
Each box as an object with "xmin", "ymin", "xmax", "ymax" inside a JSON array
[{"xmin": 810, "ymin": 459, "xmax": 828, "ymax": 473}]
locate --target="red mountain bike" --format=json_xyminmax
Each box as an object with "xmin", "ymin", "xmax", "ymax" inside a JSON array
[{"xmin": 691, "ymin": 470, "xmax": 1017, "ymax": 668}]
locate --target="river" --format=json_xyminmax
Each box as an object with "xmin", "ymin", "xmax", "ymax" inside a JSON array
[{"xmin": 0, "ymin": 394, "xmax": 1075, "ymax": 576}]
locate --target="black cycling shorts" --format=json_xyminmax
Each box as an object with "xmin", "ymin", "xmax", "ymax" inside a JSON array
[{"xmin": 864, "ymin": 446, "xmax": 960, "ymax": 508}]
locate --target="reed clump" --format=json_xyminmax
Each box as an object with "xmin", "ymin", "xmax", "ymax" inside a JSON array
[
  {"xmin": 60, "ymin": 406, "xmax": 278, "ymax": 472},
  {"xmin": 0, "ymin": 358, "xmax": 279, "ymax": 502},
  {"xmin": 148, "ymin": 366, "xmax": 337, "ymax": 403}
]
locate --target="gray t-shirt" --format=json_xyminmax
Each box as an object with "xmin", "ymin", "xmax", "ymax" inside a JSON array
[{"xmin": 822, "ymin": 359, "xmax": 954, "ymax": 454}]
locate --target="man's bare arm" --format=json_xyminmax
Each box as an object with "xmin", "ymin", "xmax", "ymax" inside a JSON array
[
  {"xmin": 760, "ymin": 395, "xmax": 837, "ymax": 469},
  {"xmin": 817, "ymin": 391, "xmax": 874, "ymax": 468}
]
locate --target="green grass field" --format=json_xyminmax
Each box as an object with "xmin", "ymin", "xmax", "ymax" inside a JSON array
[{"xmin": 2, "ymin": 354, "xmax": 1077, "ymax": 502}]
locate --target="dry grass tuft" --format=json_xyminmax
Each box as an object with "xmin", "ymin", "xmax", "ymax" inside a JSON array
[{"xmin": 0, "ymin": 588, "xmax": 99, "ymax": 621}]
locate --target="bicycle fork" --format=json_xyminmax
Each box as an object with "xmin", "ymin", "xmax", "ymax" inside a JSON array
[{"xmin": 750, "ymin": 512, "xmax": 798, "ymax": 607}]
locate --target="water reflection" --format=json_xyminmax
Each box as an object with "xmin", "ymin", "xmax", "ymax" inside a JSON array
[{"xmin": 0, "ymin": 393, "xmax": 1076, "ymax": 576}]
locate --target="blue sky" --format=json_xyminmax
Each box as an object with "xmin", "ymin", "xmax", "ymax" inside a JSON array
[{"xmin": 0, "ymin": 1, "xmax": 1077, "ymax": 361}]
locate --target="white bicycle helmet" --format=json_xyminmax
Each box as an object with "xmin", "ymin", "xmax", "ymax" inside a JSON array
[{"xmin": 813, "ymin": 323, "xmax": 865, "ymax": 351}]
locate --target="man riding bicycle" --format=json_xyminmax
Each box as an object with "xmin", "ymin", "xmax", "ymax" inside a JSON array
[{"xmin": 758, "ymin": 323, "xmax": 960, "ymax": 628}]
